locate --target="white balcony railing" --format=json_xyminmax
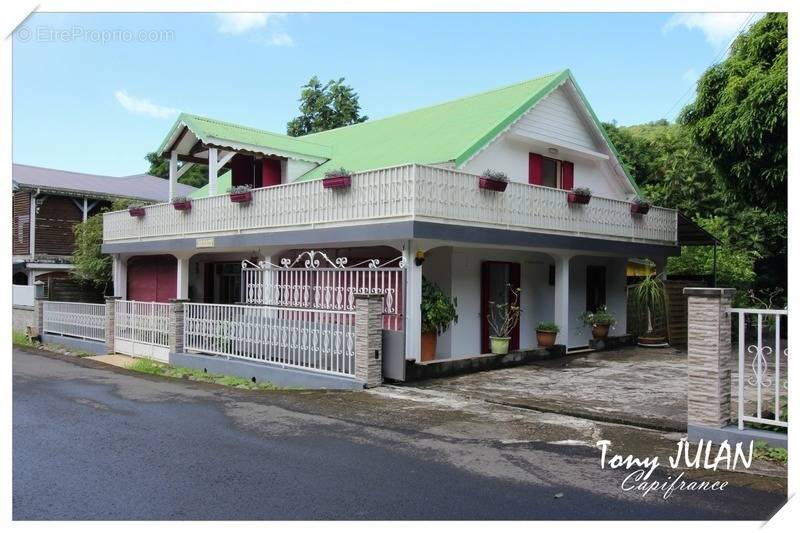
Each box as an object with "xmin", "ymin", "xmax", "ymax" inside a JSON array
[{"xmin": 103, "ymin": 164, "xmax": 677, "ymax": 246}]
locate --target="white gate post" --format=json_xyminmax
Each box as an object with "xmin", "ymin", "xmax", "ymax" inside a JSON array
[
  {"xmin": 105, "ymin": 296, "xmax": 120, "ymax": 354},
  {"xmin": 684, "ymin": 287, "xmax": 736, "ymax": 437},
  {"xmin": 355, "ymin": 294, "xmax": 383, "ymax": 387}
]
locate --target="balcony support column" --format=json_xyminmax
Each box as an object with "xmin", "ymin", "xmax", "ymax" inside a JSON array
[
  {"xmin": 403, "ymin": 241, "xmax": 422, "ymax": 362},
  {"xmin": 208, "ymin": 147, "xmax": 218, "ymax": 196},
  {"xmin": 112, "ymin": 254, "xmax": 127, "ymax": 299},
  {"xmin": 553, "ymin": 254, "xmax": 572, "ymax": 348},
  {"xmin": 176, "ymin": 254, "xmax": 191, "ymax": 300},
  {"xmin": 168, "ymin": 150, "xmax": 178, "ymax": 200}
]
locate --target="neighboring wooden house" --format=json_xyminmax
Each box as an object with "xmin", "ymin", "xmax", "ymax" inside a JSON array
[
  {"xmin": 97, "ymin": 69, "xmax": 710, "ymax": 384},
  {"xmin": 12, "ymin": 163, "xmax": 196, "ymax": 294}
]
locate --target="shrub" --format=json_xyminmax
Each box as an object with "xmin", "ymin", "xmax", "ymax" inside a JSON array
[
  {"xmin": 227, "ymin": 185, "xmax": 252, "ymax": 194},
  {"xmin": 421, "ymin": 277, "xmax": 458, "ymax": 335},
  {"xmin": 482, "ymin": 169, "xmax": 509, "ymax": 182},
  {"xmin": 579, "ymin": 305, "xmax": 616, "ymax": 328},
  {"xmin": 536, "ymin": 321, "xmax": 560, "ymax": 333},
  {"xmin": 324, "ymin": 167, "xmax": 351, "ymax": 178},
  {"xmin": 571, "ymin": 187, "xmax": 592, "ymax": 196}
]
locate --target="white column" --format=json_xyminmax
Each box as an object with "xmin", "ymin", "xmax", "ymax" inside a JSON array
[
  {"xmin": 112, "ymin": 254, "xmax": 127, "ymax": 298},
  {"xmin": 82, "ymin": 197, "xmax": 88, "ymax": 222},
  {"xmin": 404, "ymin": 241, "xmax": 422, "ymax": 362},
  {"xmin": 29, "ymin": 193, "xmax": 37, "ymax": 256},
  {"xmin": 177, "ymin": 255, "xmax": 191, "ymax": 300},
  {"xmin": 169, "ymin": 150, "xmax": 178, "ymax": 200},
  {"xmin": 553, "ymin": 254, "xmax": 571, "ymax": 346},
  {"xmin": 207, "ymin": 147, "xmax": 218, "ymax": 196}
]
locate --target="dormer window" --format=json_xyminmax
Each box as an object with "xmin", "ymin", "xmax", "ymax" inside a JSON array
[{"xmin": 529, "ymin": 152, "xmax": 574, "ymax": 190}]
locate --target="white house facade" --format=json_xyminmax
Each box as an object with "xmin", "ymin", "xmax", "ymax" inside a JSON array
[{"xmin": 100, "ymin": 69, "xmax": 679, "ymax": 385}]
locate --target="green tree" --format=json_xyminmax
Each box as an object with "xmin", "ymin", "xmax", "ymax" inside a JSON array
[
  {"xmin": 286, "ymin": 76, "xmax": 368, "ymax": 136},
  {"xmin": 680, "ymin": 13, "xmax": 787, "ymax": 211},
  {"xmin": 71, "ymin": 199, "xmax": 132, "ymax": 291},
  {"xmin": 145, "ymin": 152, "xmax": 209, "ymax": 189}
]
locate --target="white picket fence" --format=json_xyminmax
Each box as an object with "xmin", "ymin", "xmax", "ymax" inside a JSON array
[
  {"xmin": 731, "ymin": 308, "xmax": 788, "ymax": 430},
  {"xmin": 42, "ymin": 301, "xmax": 106, "ymax": 342},
  {"xmin": 184, "ymin": 303, "xmax": 356, "ymax": 376},
  {"xmin": 114, "ymin": 300, "xmax": 171, "ymax": 362}
]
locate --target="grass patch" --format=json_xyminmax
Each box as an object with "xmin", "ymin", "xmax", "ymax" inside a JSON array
[
  {"xmin": 127, "ymin": 358, "xmax": 166, "ymax": 375},
  {"xmin": 126, "ymin": 359, "xmax": 290, "ymax": 390},
  {"xmin": 754, "ymin": 441, "xmax": 788, "ymax": 464},
  {"xmin": 12, "ymin": 329, "xmax": 34, "ymax": 348}
]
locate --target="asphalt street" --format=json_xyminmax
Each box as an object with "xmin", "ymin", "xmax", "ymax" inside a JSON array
[{"xmin": 12, "ymin": 348, "xmax": 787, "ymax": 520}]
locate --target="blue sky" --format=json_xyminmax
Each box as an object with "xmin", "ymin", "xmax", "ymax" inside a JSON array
[{"xmin": 12, "ymin": 12, "xmax": 761, "ymax": 176}]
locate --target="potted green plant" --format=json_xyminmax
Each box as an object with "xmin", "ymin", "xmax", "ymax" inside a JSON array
[
  {"xmin": 487, "ymin": 286, "xmax": 521, "ymax": 355},
  {"xmin": 228, "ymin": 184, "xmax": 253, "ymax": 204},
  {"xmin": 420, "ymin": 277, "xmax": 458, "ymax": 362},
  {"xmin": 630, "ymin": 197, "xmax": 651, "ymax": 215},
  {"xmin": 567, "ymin": 186, "xmax": 592, "ymax": 205},
  {"xmin": 478, "ymin": 169, "xmax": 509, "ymax": 192},
  {"xmin": 171, "ymin": 196, "xmax": 192, "ymax": 211},
  {"xmin": 128, "ymin": 203, "xmax": 146, "ymax": 217},
  {"xmin": 632, "ymin": 274, "xmax": 668, "ymax": 346},
  {"xmin": 535, "ymin": 321, "xmax": 560, "ymax": 348},
  {"xmin": 579, "ymin": 305, "xmax": 616, "ymax": 340},
  {"xmin": 323, "ymin": 167, "xmax": 352, "ymax": 189}
]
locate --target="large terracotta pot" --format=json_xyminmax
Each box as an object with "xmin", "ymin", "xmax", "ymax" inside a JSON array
[
  {"xmin": 592, "ymin": 325, "xmax": 609, "ymax": 340},
  {"xmin": 421, "ymin": 331, "xmax": 437, "ymax": 362},
  {"xmin": 536, "ymin": 330, "xmax": 557, "ymax": 348}
]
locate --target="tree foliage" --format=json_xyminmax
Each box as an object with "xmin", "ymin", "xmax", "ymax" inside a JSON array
[
  {"xmin": 679, "ymin": 13, "xmax": 787, "ymax": 211},
  {"xmin": 71, "ymin": 199, "xmax": 132, "ymax": 290},
  {"xmin": 145, "ymin": 152, "xmax": 209, "ymax": 189},
  {"xmin": 286, "ymin": 76, "xmax": 368, "ymax": 136}
]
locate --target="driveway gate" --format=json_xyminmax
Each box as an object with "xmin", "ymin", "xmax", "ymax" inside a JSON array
[{"xmin": 114, "ymin": 299, "xmax": 170, "ymax": 362}]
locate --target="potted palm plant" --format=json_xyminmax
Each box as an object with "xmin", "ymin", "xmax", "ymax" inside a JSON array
[
  {"xmin": 420, "ymin": 277, "xmax": 458, "ymax": 362},
  {"xmin": 567, "ymin": 187, "xmax": 592, "ymax": 205},
  {"xmin": 478, "ymin": 169, "xmax": 509, "ymax": 192},
  {"xmin": 228, "ymin": 184, "xmax": 253, "ymax": 204},
  {"xmin": 171, "ymin": 196, "xmax": 192, "ymax": 211},
  {"xmin": 323, "ymin": 167, "xmax": 352, "ymax": 189},
  {"xmin": 128, "ymin": 203, "xmax": 146, "ymax": 217},
  {"xmin": 487, "ymin": 285, "xmax": 521, "ymax": 355},
  {"xmin": 633, "ymin": 274, "xmax": 668, "ymax": 346},
  {"xmin": 630, "ymin": 197, "xmax": 651, "ymax": 215},
  {"xmin": 579, "ymin": 305, "xmax": 616, "ymax": 340},
  {"xmin": 535, "ymin": 321, "xmax": 560, "ymax": 348}
]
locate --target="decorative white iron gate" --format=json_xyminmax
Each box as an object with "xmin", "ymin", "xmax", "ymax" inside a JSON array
[
  {"xmin": 241, "ymin": 250, "xmax": 406, "ymax": 330},
  {"xmin": 731, "ymin": 308, "xmax": 788, "ymax": 430},
  {"xmin": 114, "ymin": 300, "xmax": 171, "ymax": 362}
]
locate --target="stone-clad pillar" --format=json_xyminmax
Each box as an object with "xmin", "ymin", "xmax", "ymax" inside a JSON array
[
  {"xmin": 355, "ymin": 294, "xmax": 383, "ymax": 388},
  {"xmin": 34, "ymin": 285, "xmax": 46, "ymax": 340},
  {"xmin": 169, "ymin": 299, "xmax": 189, "ymax": 354},
  {"xmin": 684, "ymin": 287, "xmax": 736, "ymax": 432},
  {"xmin": 105, "ymin": 296, "xmax": 121, "ymax": 354}
]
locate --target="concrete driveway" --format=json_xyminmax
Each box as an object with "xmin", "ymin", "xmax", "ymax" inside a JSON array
[{"xmin": 408, "ymin": 346, "xmax": 688, "ymax": 431}]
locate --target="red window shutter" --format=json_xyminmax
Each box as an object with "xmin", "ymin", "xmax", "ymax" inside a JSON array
[
  {"xmin": 561, "ymin": 160, "xmax": 574, "ymax": 190},
  {"xmin": 528, "ymin": 153, "xmax": 543, "ymax": 185}
]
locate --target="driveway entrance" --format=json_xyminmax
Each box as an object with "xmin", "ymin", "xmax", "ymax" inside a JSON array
[{"xmin": 407, "ymin": 346, "xmax": 688, "ymax": 431}]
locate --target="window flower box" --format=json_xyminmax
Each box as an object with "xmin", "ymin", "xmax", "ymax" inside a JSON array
[
  {"xmin": 128, "ymin": 206, "xmax": 145, "ymax": 218},
  {"xmin": 567, "ymin": 187, "xmax": 592, "ymax": 205},
  {"xmin": 171, "ymin": 197, "xmax": 192, "ymax": 211},
  {"xmin": 228, "ymin": 185, "xmax": 253, "ymax": 204},
  {"xmin": 478, "ymin": 169, "xmax": 508, "ymax": 192},
  {"xmin": 323, "ymin": 167, "xmax": 352, "ymax": 189},
  {"xmin": 630, "ymin": 198, "xmax": 651, "ymax": 215}
]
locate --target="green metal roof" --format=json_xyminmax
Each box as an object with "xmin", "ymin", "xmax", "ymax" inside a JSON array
[
  {"xmin": 158, "ymin": 113, "xmax": 331, "ymax": 162},
  {"xmin": 181, "ymin": 69, "xmax": 640, "ymax": 196},
  {"xmin": 296, "ymin": 70, "xmax": 572, "ymax": 180}
]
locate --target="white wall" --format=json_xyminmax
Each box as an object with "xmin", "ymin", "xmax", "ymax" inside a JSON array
[
  {"xmin": 286, "ymin": 159, "xmax": 319, "ymax": 182},
  {"xmin": 567, "ymin": 256, "xmax": 628, "ymax": 348},
  {"xmin": 460, "ymin": 85, "xmax": 633, "ymax": 200}
]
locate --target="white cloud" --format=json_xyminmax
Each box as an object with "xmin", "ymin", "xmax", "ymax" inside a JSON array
[
  {"xmin": 663, "ymin": 13, "xmax": 764, "ymax": 47},
  {"xmin": 267, "ymin": 31, "xmax": 294, "ymax": 47},
  {"xmin": 114, "ymin": 90, "xmax": 177, "ymax": 119}
]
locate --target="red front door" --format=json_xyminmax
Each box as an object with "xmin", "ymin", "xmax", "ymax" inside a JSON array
[
  {"xmin": 127, "ymin": 255, "xmax": 177, "ymax": 302},
  {"xmin": 480, "ymin": 261, "xmax": 521, "ymax": 354}
]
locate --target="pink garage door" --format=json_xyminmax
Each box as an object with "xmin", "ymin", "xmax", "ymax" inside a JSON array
[{"xmin": 127, "ymin": 255, "xmax": 177, "ymax": 302}]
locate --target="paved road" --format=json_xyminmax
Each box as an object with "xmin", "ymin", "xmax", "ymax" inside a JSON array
[{"xmin": 13, "ymin": 349, "xmax": 786, "ymax": 520}]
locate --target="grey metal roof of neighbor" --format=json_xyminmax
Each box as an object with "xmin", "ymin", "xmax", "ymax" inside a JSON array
[{"xmin": 12, "ymin": 163, "xmax": 197, "ymax": 202}]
